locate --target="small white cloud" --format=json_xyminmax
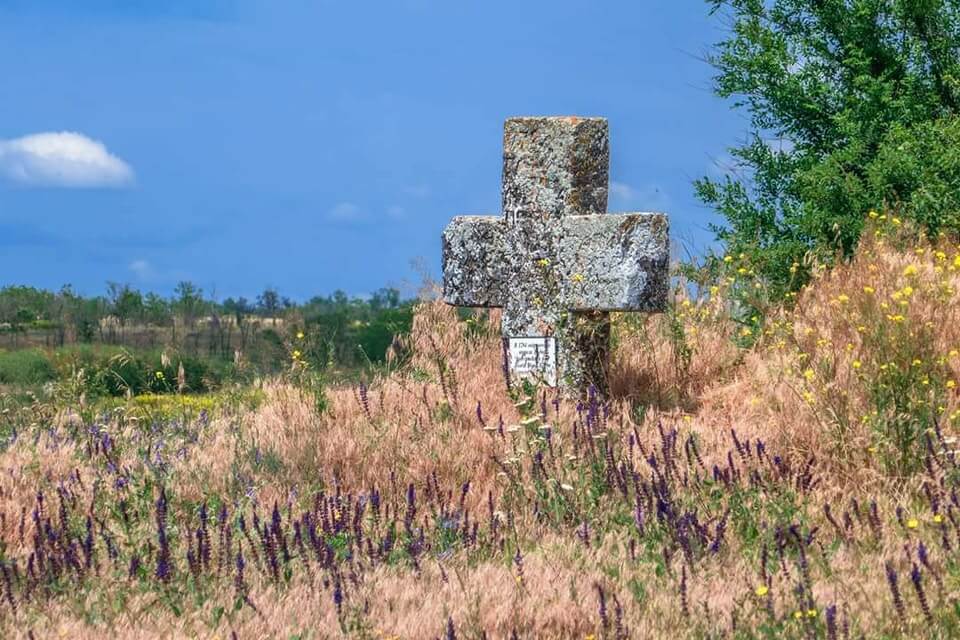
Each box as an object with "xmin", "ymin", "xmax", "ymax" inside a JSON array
[
  {"xmin": 386, "ymin": 205, "xmax": 406, "ymax": 219},
  {"xmin": 129, "ymin": 259, "xmax": 155, "ymax": 280},
  {"xmin": 609, "ymin": 181, "xmax": 635, "ymax": 202},
  {"xmin": 0, "ymin": 132, "xmax": 134, "ymax": 188},
  {"xmin": 609, "ymin": 181, "xmax": 670, "ymax": 212},
  {"xmin": 327, "ymin": 201, "xmax": 364, "ymax": 221}
]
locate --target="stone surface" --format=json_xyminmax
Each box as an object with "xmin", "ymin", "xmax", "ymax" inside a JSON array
[
  {"xmin": 442, "ymin": 212, "xmax": 668, "ymax": 311},
  {"xmin": 441, "ymin": 116, "xmax": 670, "ymax": 394}
]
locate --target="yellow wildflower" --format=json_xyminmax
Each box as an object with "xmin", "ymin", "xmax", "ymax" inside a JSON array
[
  {"xmin": 863, "ymin": 286, "xmax": 875, "ymax": 294},
  {"xmin": 907, "ymin": 518, "xmax": 919, "ymax": 529},
  {"xmin": 803, "ymin": 369, "xmax": 815, "ymax": 381},
  {"xmin": 571, "ymin": 273, "xmax": 585, "ymax": 283},
  {"xmin": 903, "ymin": 264, "xmax": 918, "ymax": 277},
  {"xmin": 947, "ymin": 380, "xmax": 956, "ymax": 389},
  {"xmin": 537, "ymin": 258, "xmax": 550, "ymax": 267},
  {"xmin": 934, "ymin": 514, "xmax": 944, "ymax": 524},
  {"xmin": 755, "ymin": 585, "xmax": 769, "ymax": 597},
  {"xmin": 892, "ymin": 217, "xmax": 902, "ymax": 226},
  {"xmin": 852, "ymin": 360, "xmax": 862, "ymax": 369},
  {"xmin": 723, "ymin": 255, "xmax": 733, "ymax": 263},
  {"xmin": 807, "ymin": 609, "xmax": 817, "ymax": 618},
  {"xmin": 296, "ymin": 331, "xmax": 304, "ymax": 340},
  {"xmin": 835, "ymin": 294, "xmax": 849, "ymax": 304},
  {"xmin": 793, "ymin": 611, "xmax": 803, "ymax": 620},
  {"xmin": 868, "ymin": 210, "xmax": 878, "ymax": 219}
]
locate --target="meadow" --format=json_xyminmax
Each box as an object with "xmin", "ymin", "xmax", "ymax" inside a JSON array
[{"xmin": 1, "ymin": 218, "xmax": 959, "ymax": 638}]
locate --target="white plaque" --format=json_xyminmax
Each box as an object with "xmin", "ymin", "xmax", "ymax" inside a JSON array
[{"xmin": 507, "ymin": 336, "xmax": 557, "ymax": 387}]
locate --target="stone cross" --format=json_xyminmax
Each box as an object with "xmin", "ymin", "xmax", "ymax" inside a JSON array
[{"xmin": 442, "ymin": 116, "xmax": 669, "ymax": 394}]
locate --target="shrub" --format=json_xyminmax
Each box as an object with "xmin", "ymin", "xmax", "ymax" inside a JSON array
[
  {"xmin": 699, "ymin": 1, "xmax": 960, "ymax": 294},
  {"xmin": 0, "ymin": 349, "xmax": 56, "ymax": 386}
]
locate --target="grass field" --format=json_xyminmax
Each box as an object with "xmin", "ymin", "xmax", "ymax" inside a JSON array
[{"xmin": 1, "ymin": 221, "xmax": 960, "ymax": 638}]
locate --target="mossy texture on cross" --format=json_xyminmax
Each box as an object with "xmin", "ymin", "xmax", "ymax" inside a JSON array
[{"xmin": 442, "ymin": 116, "xmax": 669, "ymax": 394}]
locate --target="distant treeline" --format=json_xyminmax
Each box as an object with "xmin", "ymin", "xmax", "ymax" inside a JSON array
[{"xmin": 0, "ymin": 282, "xmax": 415, "ymax": 374}]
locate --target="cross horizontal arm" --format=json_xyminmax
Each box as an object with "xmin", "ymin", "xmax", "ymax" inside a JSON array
[
  {"xmin": 556, "ymin": 212, "xmax": 669, "ymax": 311},
  {"xmin": 441, "ymin": 215, "xmax": 506, "ymax": 307}
]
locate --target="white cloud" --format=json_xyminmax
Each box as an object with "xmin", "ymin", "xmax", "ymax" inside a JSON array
[
  {"xmin": 609, "ymin": 181, "xmax": 670, "ymax": 212},
  {"xmin": 0, "ymin": 132, "xmax": 134, "ymax": 188},
  {"xmin": 609, "ymin": 181, "xmax": 635, "ymax": 202},
  {"xmin": 129, "ymin": 259, "xmax": 155, "ymax": 281},
  {"xmin": 327, "ymin": 201, "xmax": 364, "ymax": 221}
]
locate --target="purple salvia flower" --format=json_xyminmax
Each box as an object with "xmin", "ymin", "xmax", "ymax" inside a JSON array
[
  {"xmin": 234, "ymin": 543, "xmax": 247, "ymax": 598},
  {"xmin": 128, "ymin": 553, "xmax": 141, "ymax": 579},
  {"xmin": 709, "ymin": 509, "xmax": 730, "ymax": 554},
  {"xmin": 595, "ymin": 582, "xmax": 609, "ymax": 630},
  {"xmin": 358, "ymin": 382, "xmax": 371, "ymax": 420},
  {"xmin": 911, "ymin": 563, "xmax": 933, "ymax": 623},
  {"xmin": 404, "ymin": 483, "xmax": 416, "ymax": 535},
  {"xmin": 825, "ymin": 604, "xmax": 837, "ymax": 640},
  {"xmin": 885, "ymin": 562, "xmax": 906, "ymax": 623},
  {"xmin": 500, "ymin": 339, "xmax": 512, "ymax": 391},
  {"xmin": 1, "ymin": 562, "xmax": 16, "ymax": 612},
  {"xmin": 333, "ymin": 576, "xmax": 344, "ymax": 614},
  {"xmin": 613, "ymin": 594, "xmax": 626, "ymax": 640},
  {"xmin": 155, "ymin": 488, "xmax": 171, "ymax": 582},
  {"xmin": 83, "ymin": 516, "xmax": 94, "ymax": 571},
  {"xmin": 680, "ymin": 565, "xmax": 690, "ymax": 619}
]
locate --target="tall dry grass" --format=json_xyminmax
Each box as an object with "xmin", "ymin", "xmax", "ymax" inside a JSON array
[{"xmin": 1, "ymin": 222, "xmax": 959, "ymax": 638}]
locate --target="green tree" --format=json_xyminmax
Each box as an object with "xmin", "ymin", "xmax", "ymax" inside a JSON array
[
  {"xmin": 173, "ymin": 281, "xmax": 204, "ymax": 329},
  {"xmin": 698, "ymin": 0, "xmax": 960, "ymax": 293},
  {"xmin": 107, "ymin": 282, "xmax": 144, "ymax": 328},
  {"xmin": 256, "ymin": 288, "xmax": 281, "ymax": 316}
]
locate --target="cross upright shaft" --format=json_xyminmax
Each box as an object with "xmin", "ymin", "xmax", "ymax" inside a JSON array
[{"xmin": 442, "ymin": 116, "xmax": 669, "ymax": 394}]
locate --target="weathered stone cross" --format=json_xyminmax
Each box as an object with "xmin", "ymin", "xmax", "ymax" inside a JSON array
[{"xmin": 442, "ymin": 116, "xmax": 669, "ymax": 394}]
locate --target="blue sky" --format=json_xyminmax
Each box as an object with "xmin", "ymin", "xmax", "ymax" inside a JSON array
[{"xmin": 0, "ymin": 1, "xmax": 744, "ymax": 301}]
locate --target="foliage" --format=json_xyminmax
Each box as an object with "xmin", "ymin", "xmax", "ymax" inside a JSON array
[
  {"xmin": 699, "ymin": 0, "xmax": 960, "ymax": 295},
  {"xmin": 0, "ymin": 283, "xmax": 415, "ymax": 385},
  {"xmin": 0, "ymin": 348, "xmax": 57, "ymax": 386}
]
